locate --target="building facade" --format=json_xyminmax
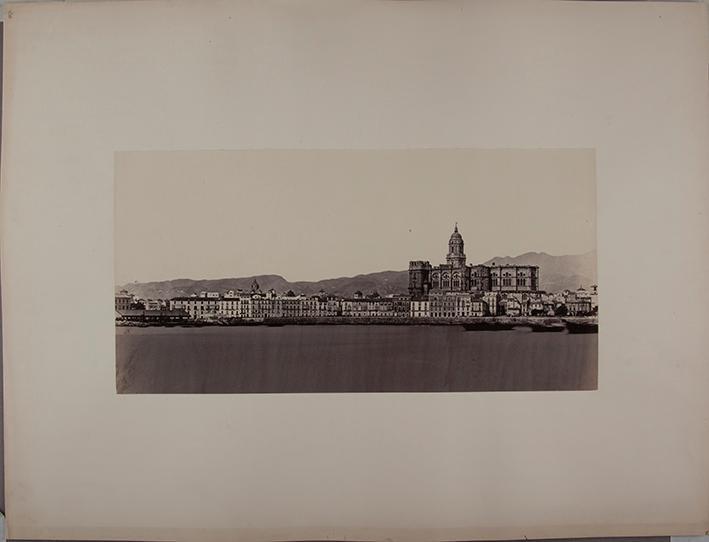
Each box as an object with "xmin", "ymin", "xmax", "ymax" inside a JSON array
[
  {"xmin": 409, "ymin": 224, "xmax": 539, "ymax": 297},
  {"xmin": 115, "ymin": 291, "xmax": 133, "ymax": 311},
  {"xmin": 169, "ymin": 296, "xmax": 220, "ymax": 319},
  {"xmin": 429, "ymin": 293, "xmax": 489, "ymax": 318},
  {"xmin": 116, "ymin": 225, "xmax": 603, "ymax": 323}
]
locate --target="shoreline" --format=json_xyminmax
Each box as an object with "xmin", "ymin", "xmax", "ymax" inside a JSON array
[{"xmin": 116, "ymin": 315, "xmax": 598, "ymax": 331}]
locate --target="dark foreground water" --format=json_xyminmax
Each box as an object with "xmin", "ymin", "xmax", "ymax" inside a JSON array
[{"xmin": 116, "ymin": 325, "xmax": 597, "ymax": 393}]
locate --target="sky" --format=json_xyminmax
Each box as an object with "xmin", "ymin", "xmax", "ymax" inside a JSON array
[{"xmin": 115, "ymin": 149, "xmax": 596, "ymax": 284}]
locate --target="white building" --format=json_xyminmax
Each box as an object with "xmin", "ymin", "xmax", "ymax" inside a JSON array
[
  {"xmin": 169, "ymin": 297, "xmax": 220, "ymax": 319},
  {"xmin": 143, "ymin": 299, "xmax": 163, "ymax": 311},
  {"xmin": 411, "ymin": 299, "xmax": 430, "ymax": 318},
  {"xmin": 505, "ymin": 297, "xmax": 522, "ymax": 317},
  {"xmin": 483, "ymin": 292, "xmax": 500, "ymax": 316},
  {"xmin": 218, "ymin": 298, "xmax": 241, "ymax": 317}
]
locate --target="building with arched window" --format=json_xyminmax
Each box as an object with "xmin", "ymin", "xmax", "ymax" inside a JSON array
[{"xmin": 408, "ymin": 224, "xmax": 539, "ymax": 297}]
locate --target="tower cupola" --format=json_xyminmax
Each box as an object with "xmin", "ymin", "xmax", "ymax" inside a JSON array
[{"xmin": 446, "ymin": 222, "xmax": 467, "ymax": 267}]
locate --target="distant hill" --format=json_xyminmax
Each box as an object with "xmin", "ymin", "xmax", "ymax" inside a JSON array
[
  {"xmin": 117, "ymin": 270, "xmax": 410, "ymax": 300},
  {"xmin": 118, "ymin": 251, "xmax": 596, "ymax": 299}
]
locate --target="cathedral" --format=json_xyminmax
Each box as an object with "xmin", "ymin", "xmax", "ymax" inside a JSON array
[{"xmin": 408, "ymin": 224, "xmax": 540, "ymax": 297}]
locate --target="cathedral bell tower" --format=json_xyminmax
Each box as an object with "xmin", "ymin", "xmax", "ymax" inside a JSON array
[{"xmin": 446, "ymin": 223, "xmax": 466, "ymax": 267}]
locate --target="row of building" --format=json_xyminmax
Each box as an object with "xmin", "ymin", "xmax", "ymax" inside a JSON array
[
  {"xmin": 116, "ymin": 224, "xmax": 597, "ymax": 322},
  {"xmin": 116, "ymin": 283, "xmax": 597, "ymax": 321}
]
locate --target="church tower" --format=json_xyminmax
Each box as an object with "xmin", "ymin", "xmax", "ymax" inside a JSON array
[{"xmin": 446, "ymin": 223, "xmax": 466, "ymax": 267}]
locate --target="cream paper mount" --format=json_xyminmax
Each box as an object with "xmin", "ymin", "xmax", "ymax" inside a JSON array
[{"xmin": 1, "ymin": 1, "xmax": 708, "ymax": 541}]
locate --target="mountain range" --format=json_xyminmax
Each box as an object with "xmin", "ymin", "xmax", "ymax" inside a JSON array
[{"xmin": 118, "ymin": 251, "xmax": 596, "ymax": 300}]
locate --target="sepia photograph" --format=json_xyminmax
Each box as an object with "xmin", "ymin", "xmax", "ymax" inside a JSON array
[{"xmin": 115, "ymin": 149, "xmax": 597, "ymax": 393}]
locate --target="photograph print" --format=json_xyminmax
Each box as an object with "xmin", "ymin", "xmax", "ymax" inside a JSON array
[{"xmin": 115, "ymin": 149, "xmax": 597, "ymax": 393}]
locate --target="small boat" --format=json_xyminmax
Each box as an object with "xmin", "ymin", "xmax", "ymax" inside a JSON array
[{"xmin": 565, "ymin": 320, "xmax": 598, "ymax": 334}]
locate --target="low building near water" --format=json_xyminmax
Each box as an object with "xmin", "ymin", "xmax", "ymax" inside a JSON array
[
  {"xmin": 116, "ymin": 309, "xmax": 189, "ymax": 322},
  {"xmin": 504, "ymin": 297, "xmax": 523, "ymax": 317},
  {"xmin": 482, "ymin": 292, "xmax": 500, "ymax": 316},
  {"xmin": 143, "ymin": 299, "xmax": 164, "ymax": 311},
  {"xmin": 429, "ymin": 293, "xmax": 489, "ymax": 318},
  {"xmin": 410, "ymin": 299, "xmax": 430, "ymax": 318},
  {"xmin": 115, "ymin": 291, "xmax": 134, "ymax": 311},
  {"xmin": 341, "ymin": 297, "xmax": 393, "ymax": 317},
  {"xmin": 218, "ymin": 297, "xmax": 241, "ymax": 318},
  {"xmin": 169, "ymin": 296, "xmax": 220, "ymax": 319},
  {"xmin": 566, "ymin": 296, "xmax": 592, "ymax": 316},
  {"xmin": 390, "ymin": 294, "xmax": 412, "ymax": 317}
]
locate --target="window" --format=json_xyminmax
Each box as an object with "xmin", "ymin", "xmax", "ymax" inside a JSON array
[{"xmin": 503, "ymin": 278, "xmax": 512, "ymax": 286}]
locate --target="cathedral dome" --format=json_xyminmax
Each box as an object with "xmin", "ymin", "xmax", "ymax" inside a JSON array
[
  {"xmin": 449, "ymin": 223, "xmax": 463, "ymax": 242},
  {"xmin": 446, "ymin": 223, "xmax": 466, "ymax": 267},
  {"xmin": 449, "ymin": 222, "xmax": 463, "ymax": 242}
]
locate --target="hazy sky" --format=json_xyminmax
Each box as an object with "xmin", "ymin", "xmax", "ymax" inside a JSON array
[{"xmin": 115, "ymin": 149, "xmax": 596, "ymax": 284}]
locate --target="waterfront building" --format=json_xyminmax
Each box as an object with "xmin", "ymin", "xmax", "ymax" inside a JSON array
[
  {"xmin": 455, "ymin": 294, "xmax": 473, "ymax": 317},
  {"xmin": 470, "ymin": 299, "xmax": 488, "ymax": 317},
  {"xmin": 117, "ymin": 308, "xmax": 189, "ymax": 322},
  {"xmin": 565, "ymin": 295, "xmax": 592, "ymax": 316},
  {"xmin": 252, "ymin": 294, "xmax": 278, "ymax": 319},
  {"xmin": 428, "ymin": 293, "xmax": 454, "ymax": 318},
  {"xmin": 115, "ymin": 290, "xmax": 133, "ymax": 312},
  {"xmin": 409, "ymin": 224, "xmax": 539, "ymax": 296},
  {"xmin": 143, "ymin": 299, "xmax": 163, "ymax": 311},
  {"xmin": 429, "ymin": 292, "xmax": 489, "ymax": 318},
  {"xmin": 326, "ymin": 297, "xmax": 342, "ymax": 317},
  {"xmin": 390, "ymin": 295, "xmax": 412, "ymax": 317},
  {"xmin": 314, "ymin": 293, "xmax": 341, "ymax": 317},
  {"xmin": 218, "ymin": 297, "xmax": 241, "ymax": 317},
  {"xmin": 169, "ymin": 296, "xmax": 220, "ymax": 319},
  {"xmin": 429, "ymin": 293, "xmax": 456, "ymax": 318},
  {"xmin": 411, "ymin": 299, "xmax": 430, "ymax": 318},
  {"xmin": 215, "ymin": 291, "xmax": 342, "ymax": 320},
  {"xmin": 504, "ymin": 297, "xmax": 523, "ymax": 317},
  {"xmin": 341, "ymin": 297, "xmax": 393, "ymax": 317},
  {"xmin": 506, "ymin": 292, "xmax": 536, "ymax": 316},
  {"xmin": 589, "ymin": 284, "xmax": 598, "ymax": 309},
  {"xmin": 293, "ymin": 296, "xmax": 315, "ymax": 318},
  {"xmin": 370, "ymin": 299, "xmax": 394, "ymax": 317},
  {"xmin": 238, "ymin": 294, "xmax": 253, "ymax": 318},
  {"xmin": 529, "ymin": 299, "xmax": 546, "ymax": 316},
  {"xmin": 280, "ymin": 294, "xmax": 301, "ymax": 318},
  {"xmin": 341, "ymin": 299, "xmax": 367, "ymax": 317},
  {"xmin": 482, "ymin": 292, "xmax": 500, "ymax": 316}
]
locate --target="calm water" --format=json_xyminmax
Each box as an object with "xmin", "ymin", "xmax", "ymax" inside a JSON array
[{"xmin": 115, "ymin": 325, "xmax": 597, "ymax": 393}]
